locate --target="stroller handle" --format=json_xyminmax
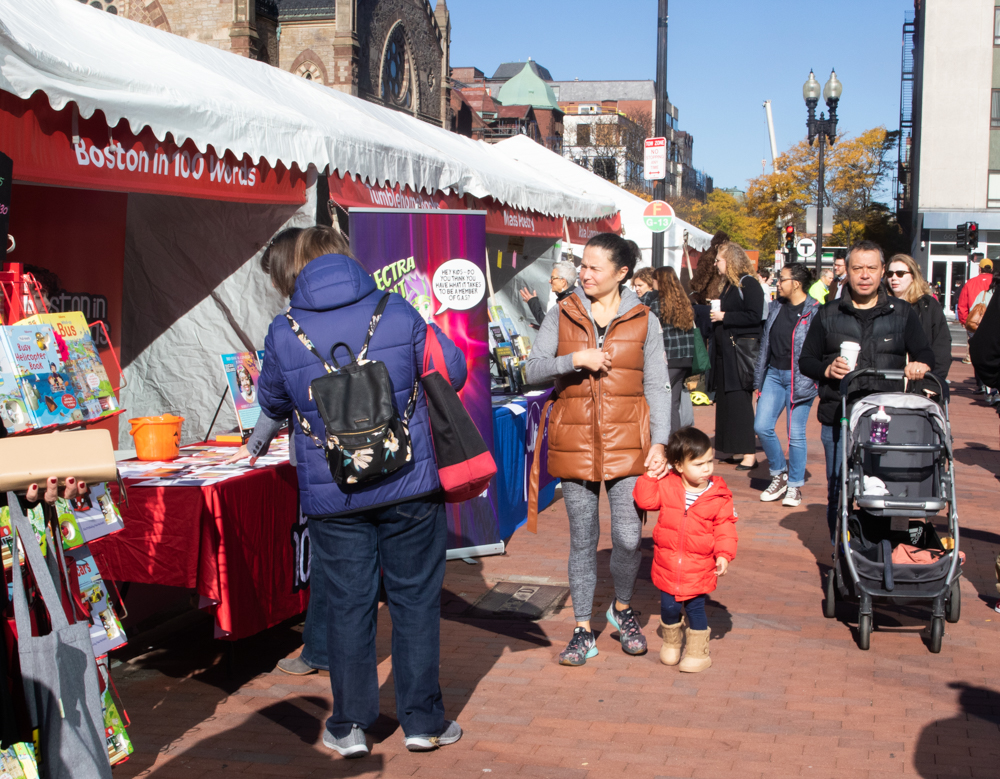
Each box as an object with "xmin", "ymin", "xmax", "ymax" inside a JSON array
[{"xmin": 838, "ymin": 368, "xmax": 945, "ymax": 398}]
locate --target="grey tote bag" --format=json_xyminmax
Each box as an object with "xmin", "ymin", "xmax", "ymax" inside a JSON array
[{"xmin": 8, "ymin": 492, "xmax": 111, "ymax": 779}]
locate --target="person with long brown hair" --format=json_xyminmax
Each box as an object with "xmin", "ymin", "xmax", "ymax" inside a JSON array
[
  {"xmin": 646, "ymin": 266, "xmax": 697, "ymax": 433},
  {"xmin": 709, "ymin": 242, "xmax": 763, "ymax": 469},
  {"xmin": 886, "ymin": 253, "xmax": 952, "ymax": 384}
]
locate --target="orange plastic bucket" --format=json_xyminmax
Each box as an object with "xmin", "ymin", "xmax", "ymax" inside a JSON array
[{"xmin": 128, "ymin": 414, "xmax": 184, "ymax": 461}]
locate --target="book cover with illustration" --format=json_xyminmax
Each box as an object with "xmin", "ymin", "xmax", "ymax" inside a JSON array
[
  {"xmin": 102, "ymin": 685, "xmax": 134, "ymax": 765},
  {"xmin": 1, "ymin": 325, "xmax": 84, "ymax": 427},
  {"xmin": 67, "ymin": 546, "xmax": 127, "ymax": 657},
  {"xmin": 0, "ymin": 502, "xmax": 47, "ymax": 571},
  {"xmin": 18, "ymin": 312, "xmax": 116, "ymax": 418},
  {"xmin": 0, "ymin": 335, "xmax": 31, "ymax": 434},
  {"xmin": 220, "ymin": 351, "xmax": 262, "ymax": 439}
]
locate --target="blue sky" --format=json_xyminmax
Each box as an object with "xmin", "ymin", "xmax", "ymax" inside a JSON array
[{"xmin": 446, "ymin": 0, "xmax": 914, "ymax": 194}]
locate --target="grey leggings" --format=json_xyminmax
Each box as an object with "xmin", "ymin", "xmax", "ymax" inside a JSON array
[{"xmin": 562, "ymin": 476, "xmax": 642, "ymax": 621}]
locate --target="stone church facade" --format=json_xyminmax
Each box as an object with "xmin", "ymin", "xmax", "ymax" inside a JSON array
[{"xmin": 78, "ymin": 0, "xmax": 452, "ymax": 128}]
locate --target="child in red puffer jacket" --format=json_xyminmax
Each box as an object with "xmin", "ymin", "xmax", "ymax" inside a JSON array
[{"xmin": 633, "ymin": 426, "xmax": 738, "ymax": 673}]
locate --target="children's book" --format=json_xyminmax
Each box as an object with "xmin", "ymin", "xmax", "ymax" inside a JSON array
[
  {"xmin": 220, "ymin": 352, "xmax": 262, "ymax": 441},
  {"xmin": 0, "ymin": 336, "xmax": 31, "ymax": 434},
  {"xmin": 18, "ymin": 312, "xmax": 117, "ymax": 419},
  {"xmin": 53, "ymin": 482, "xmax": 123, "ymax": 550},
  {"xmin": 0, "ymin": 502, "xmax": 46, "ymax": 571},
  {"xmin": 11, "ymin": 744, "xmax": 38, "ymax": 779},
  {"xmin": 102, "ymin": 685, "xmax": 133, "ymax": 765},
  {"xmin": 1, "ymin": 325, "xmax": 83, "ymax": 427},
  {"xmin": 67, "ymin": 546, "xmax": 127, "ymax": 657}
]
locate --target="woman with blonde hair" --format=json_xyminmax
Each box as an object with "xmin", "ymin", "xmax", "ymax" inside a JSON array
[
  {"xmin": 887, "ymin": 253, "xmax": 952, "ymax": 383},
  {"xmin": 709, "ymin": 242, "xmax": 763, "ymax": 469}
]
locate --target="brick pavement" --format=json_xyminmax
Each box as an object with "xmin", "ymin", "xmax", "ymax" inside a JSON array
[{"xmin": 110, "ymin": 356, "xmax": 1000, "ymax": 779}]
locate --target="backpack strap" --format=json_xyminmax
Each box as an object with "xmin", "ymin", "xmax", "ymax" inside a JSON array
[
  {"xmin": 357, "ymin": 293, "xmax": 391, "ymax": 361},
  {"xmin": 284, "ymin": 310, "xmax": 336, "ymax": 374}
]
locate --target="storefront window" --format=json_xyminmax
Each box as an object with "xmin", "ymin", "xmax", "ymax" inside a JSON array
[{"xmin": 989, "ymin": 170, "xmax": 1000, "ymax": 207}]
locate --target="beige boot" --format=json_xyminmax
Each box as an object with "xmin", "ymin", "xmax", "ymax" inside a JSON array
[
  {"xmin": 678, "ymin": 628, "xmax": 712, "ymax": 673},
  {"xmin": 657, "ymin": 619, "xmax": 684, "ymax": 666}
]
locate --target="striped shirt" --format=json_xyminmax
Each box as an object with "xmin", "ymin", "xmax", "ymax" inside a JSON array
[{"xmin": 684, "ymin": 480, "xmax": 712, "ymax": 510}]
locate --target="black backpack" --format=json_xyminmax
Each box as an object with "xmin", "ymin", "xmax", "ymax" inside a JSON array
[{"xmin": 285, "ymin": 294, "xmax": 416, "ymax": 486}]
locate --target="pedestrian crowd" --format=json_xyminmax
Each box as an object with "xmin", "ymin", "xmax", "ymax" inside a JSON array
[{"xmin": 224, "ymin": 227, "xmax": 1000, "ymax": 760}]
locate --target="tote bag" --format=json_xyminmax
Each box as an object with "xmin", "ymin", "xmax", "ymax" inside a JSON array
[
  {"xmin": 8, "ymin": 493, "xmax": 111, "ymax": 779},
  {"xmin": 421, "ymin": 327, "xmax": 496, "ymax": 502}
]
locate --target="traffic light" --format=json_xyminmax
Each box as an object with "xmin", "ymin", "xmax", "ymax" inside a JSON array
[
  {"xmin": 968, "ymin": 222, "xmax": 979, "ymax": 250},
  {"xmin": 784, "ymin": 224, "xmax": 795, "ymax": 253},
  {"xmin": 956, "ymin": 222, "xmax": 968, "ymax": 249}
]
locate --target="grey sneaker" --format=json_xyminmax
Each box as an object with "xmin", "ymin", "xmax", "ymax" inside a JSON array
[
  {"xmin": 782, "ymin": 486, "xmax": 802, "ymax": 507},
  {"xmin": 322, "ymin": 725, "xmax": 369, "ymax": 758},
  {"xmin": 404, "ymin": 720, "xmax": 462, "ymax": 752},
  {"xmin": 605, "ymin": 604, "xmax": 647, "ymax": 655},
  {"xmin": 276, "ymin": 656, "xmax": 317, "ymax": 676},
  {"xmin": 760, "ymin": 472, "xmax": 788, "ymax": 502},
  {"xmin": 558, "ymin": 626, "xmax": 598, "ymax": 666}
]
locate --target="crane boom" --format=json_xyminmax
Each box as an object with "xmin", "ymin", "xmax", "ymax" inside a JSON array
[{"xmin": 763, "ymin": 100, "xmax": 779, "ymax": 171}]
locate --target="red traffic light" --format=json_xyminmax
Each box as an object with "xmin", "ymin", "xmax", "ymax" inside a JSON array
[{"xmin": 785, "ymin": 225, "xmax": 795, "ymax": 235}]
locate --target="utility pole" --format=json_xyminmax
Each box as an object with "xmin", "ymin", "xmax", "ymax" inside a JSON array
[{"xmin": 651, "ymin": 0, "xmax": 668, "ymax": 268}]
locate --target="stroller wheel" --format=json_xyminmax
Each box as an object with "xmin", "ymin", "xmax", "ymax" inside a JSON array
[
  {"xmin": 823, "ymin": 568, "xmax": 837, "ymax": 619},
  {"xmin": 929, "ymin": 616, "xmax": 944, "ymax": 654},
  {"xmin": 946, "ymin": 580, "xmax": 961, "ymax": 624},
  {"xmin": 858, "ymin": 613, "xmax": 872, "ymax": 651}
]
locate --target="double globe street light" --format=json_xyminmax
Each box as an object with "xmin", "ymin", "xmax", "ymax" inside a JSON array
[{"xmin": 803, "ymin": 69, "xmax": 842, "ymax": 275}]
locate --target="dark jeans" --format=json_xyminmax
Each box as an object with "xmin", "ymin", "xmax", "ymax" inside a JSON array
[
  {"xmin": 309, "ymin": 497, "xmax": 447, "ymax": 739},
  {"xmin": 821, "ymin": 423, "xmax": 843, "ymax": 540},
  {"xmin": 660, "ymin": 592, "xmax": 708, "ymax": 630},
  {"xmin": 299, "ymin": 556, "xmax": 328, "ymax": 671}
]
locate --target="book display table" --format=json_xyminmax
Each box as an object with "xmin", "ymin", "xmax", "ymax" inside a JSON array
[{"xmin": 90, "ymin": 459, "xmax": 308, "ymax": 641}]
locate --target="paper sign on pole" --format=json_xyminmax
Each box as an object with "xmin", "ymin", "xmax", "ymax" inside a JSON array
[
  {"xmin": 643, "ymin": 137, "xmax": 667, "ymax": 181},
  {"xmin": 806, "ymin": 206, "xmax": 834, "ymax": 235}
]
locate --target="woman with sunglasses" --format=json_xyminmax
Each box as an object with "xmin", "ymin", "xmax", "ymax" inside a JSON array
[
  {"xmin": 752, "ymin": 263, "xmax": 820, "ymax": 507},
  {"xmin": 886, "ymin": 254, "xmax": 952, "ymax": 386}
]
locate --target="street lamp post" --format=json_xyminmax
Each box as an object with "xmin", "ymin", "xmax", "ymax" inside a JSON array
[{"xmin": 803, "ymin": 69, "xmax": 842, "ymax": 275}]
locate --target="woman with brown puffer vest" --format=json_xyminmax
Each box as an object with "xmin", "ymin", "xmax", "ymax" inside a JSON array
[{"xmin": 526, "ymin": 233, "xmax": 670, "ymax": 667}]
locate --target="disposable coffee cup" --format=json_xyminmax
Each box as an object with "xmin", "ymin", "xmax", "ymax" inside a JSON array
[
  {"xmin": 840, "ymin": 341, "xmax": 861, "ymax": 371},
  {"xmin": 710, "ymin": 299, "xmax": 721, "ymax": 314}
]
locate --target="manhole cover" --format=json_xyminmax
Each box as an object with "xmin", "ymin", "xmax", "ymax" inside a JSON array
[{"xmin": 464, "ymin": 582, "xmax": 569, "ymax": 621}]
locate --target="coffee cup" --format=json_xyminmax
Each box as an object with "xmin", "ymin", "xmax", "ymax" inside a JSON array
[
  {"xmin": 840, "ymin": 341, "xmax": 861, "ymax": 371},
  {"xmin": 710, "ymin": 299, "xmax": 721, "ymax": 314}
]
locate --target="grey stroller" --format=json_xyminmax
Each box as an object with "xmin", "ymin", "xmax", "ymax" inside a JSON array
[{"xmin": 824, "ymin": 369, "xmax": 961, "ymax": 653}]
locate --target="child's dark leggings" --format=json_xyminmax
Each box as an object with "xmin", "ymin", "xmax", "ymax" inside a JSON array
[{"xmin": 660, "ymin": 592, "xmax": 708, "ymax": 630}]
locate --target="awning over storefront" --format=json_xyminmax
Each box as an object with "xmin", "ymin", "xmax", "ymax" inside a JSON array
[
  {"xmin": 0, "ymin": 0, "xmax": 618, "ymax": 221},
  {"xmin": 492, "ymin": 136, "xmax": 712, "ymax": 266}
]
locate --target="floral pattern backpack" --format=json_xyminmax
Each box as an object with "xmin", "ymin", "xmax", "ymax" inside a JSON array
[{"xmin": 285, "ymin": 294, "xmax": 417, "ymax": 486}]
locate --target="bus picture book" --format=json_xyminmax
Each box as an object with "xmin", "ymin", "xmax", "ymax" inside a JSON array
[
  {"xmin": 220, "ymin": 351, "xmax": 261, "ymax": 439},
  {"xmin": 18, "ymin": 312, "xmax": 116, "ymax": 419},
  {"xmin": 0, "ymin": 337, "xmax": 31, "ymax": 434},
  {"xmin": 68, "ymin": 546, "xmax": 127, "ymax": 657},
  {"xmin": 1, "ymin": 325, "xmax": 83, "ymax": 427}
]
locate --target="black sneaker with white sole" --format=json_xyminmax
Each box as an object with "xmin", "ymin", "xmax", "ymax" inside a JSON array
[{"xmin": 760, "ymin": 472, "xmax": 788, "ymax": 502}]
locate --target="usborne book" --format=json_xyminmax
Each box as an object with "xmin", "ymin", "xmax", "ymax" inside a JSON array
[
  {"xmin": 18, "ymin": 312, "xmax": 117, "ymax": 419},
  {"xmin": 1, "ymin": 325, "xmax": 83, "ymax": 427},
  {"xmin": 0, "ymin": 333, "xmax": 31, "ymax": 434},
  {"xmin": 54, "ymin": 482, "xmax": 123, "ymax": 550},
  {"xmin": 102, "ymin": 685, "xmax": 133, "ymax": 766},
  {"xmin": 219, "ymin": 351, "xmax": 262, "ymax": 440},
  {"xmin": 67, "ymin": 546, "xmax": 127, "ymax": 657}
]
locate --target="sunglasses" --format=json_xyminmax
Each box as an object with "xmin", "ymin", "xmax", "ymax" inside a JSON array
[{"xmin": 886, "ymin": 270, "xmax": 912, "ymax": 279}]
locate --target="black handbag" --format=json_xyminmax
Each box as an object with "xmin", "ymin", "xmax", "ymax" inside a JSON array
[
  {"xmin": 285, "ymin": 294, "xmax": 417, "ymax": 486},
  {"xmin": 729, "ymin": 333, "xmax": 759, "ymax": 390}
]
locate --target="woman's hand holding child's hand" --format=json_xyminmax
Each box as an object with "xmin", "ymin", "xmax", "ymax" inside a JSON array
[
  {"xmin": 715, "ymin": 556, "xmax": 729, "ymax": 576},
  {"xmin": 644, "ymin": 444, "xmax": 669, "ymax": 480}
]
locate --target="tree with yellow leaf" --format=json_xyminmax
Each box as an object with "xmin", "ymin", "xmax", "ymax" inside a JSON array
[{"xmin": 674, "ymin": 190, "xmax": 767, "ymax": 253}]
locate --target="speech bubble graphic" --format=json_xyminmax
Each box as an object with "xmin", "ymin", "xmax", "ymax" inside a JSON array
[{"xmin": 432, "ymin": 258, "xmax": 486, "ymax": 315}]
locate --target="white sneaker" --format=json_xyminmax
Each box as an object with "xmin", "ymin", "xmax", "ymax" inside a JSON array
[
  {"xmin": 782, "ymin": 486, "xmax": 802, "ymax": 507},
  {"xmin": 760, "ymin": 473, "xmax": 788, "ymax": 502},
  {"xmin": 322, "ymin": 725, "xmax": 369, "ymax": 758},
  {"xmin": 404, "ymin": 720, "xmax": 463, "ymax": 752}
]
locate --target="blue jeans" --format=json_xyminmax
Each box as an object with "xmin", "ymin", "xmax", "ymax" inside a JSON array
[
  {"xmin": 753, "ymin": 368, "xmax": 814, "ymax": 488},
  {"xmin": 309, "ymin": 497, "xmax": 447, "ymax": 739},
  {"xmin": 821, "ymin": 423, "xmax": 843, "ymax": 539},
  {"xmin": 299, "ymin": 556, "xmax": 328, "ymax": 671},
  {"xmin": 660, "ymin": 592, "xmax": 708, "ymax": 630}
]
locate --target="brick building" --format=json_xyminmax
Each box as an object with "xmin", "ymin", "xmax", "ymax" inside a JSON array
[{"xmin": 78, "ymin": 0, "xmax": 453, "ymax": 128}]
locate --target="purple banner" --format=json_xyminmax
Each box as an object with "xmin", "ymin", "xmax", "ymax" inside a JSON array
[{"xmin": 348, "ymin": 209, "xmax": 499, "ymax": 550}]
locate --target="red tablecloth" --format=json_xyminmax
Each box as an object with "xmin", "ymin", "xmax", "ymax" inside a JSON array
[{"xmin": 89, "ymin": 462, "xmax": 309, "ymax": 641}]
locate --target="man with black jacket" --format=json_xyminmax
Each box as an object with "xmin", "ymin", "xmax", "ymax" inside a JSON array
[{"xmin": 799, "ymin": 240, "xmax": 934, "ymax": 538}]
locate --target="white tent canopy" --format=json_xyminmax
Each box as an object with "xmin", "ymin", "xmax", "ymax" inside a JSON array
[
  {"xmin": 492, "ymin": 136, "xmax": 713, "ymax": 267},
  {"xmin": 0, "ymin": 0, "xmax": 616, "ymax": 221}
]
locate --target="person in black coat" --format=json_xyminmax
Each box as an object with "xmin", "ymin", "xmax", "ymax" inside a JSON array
[
  {"xmin": 886, "ymin": 253, "xmax": 951, "ymax": 391},
  {"xmin": 708, "ymin": 241, "xmax": 763, "ymax": 469},
  {"xmin": 970, "ymin": 280, "xmax": 1000, "ymax": 390},
  {"xmin": 799, "ymin": 241, "xmax": 934, "ymax": 539}
]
